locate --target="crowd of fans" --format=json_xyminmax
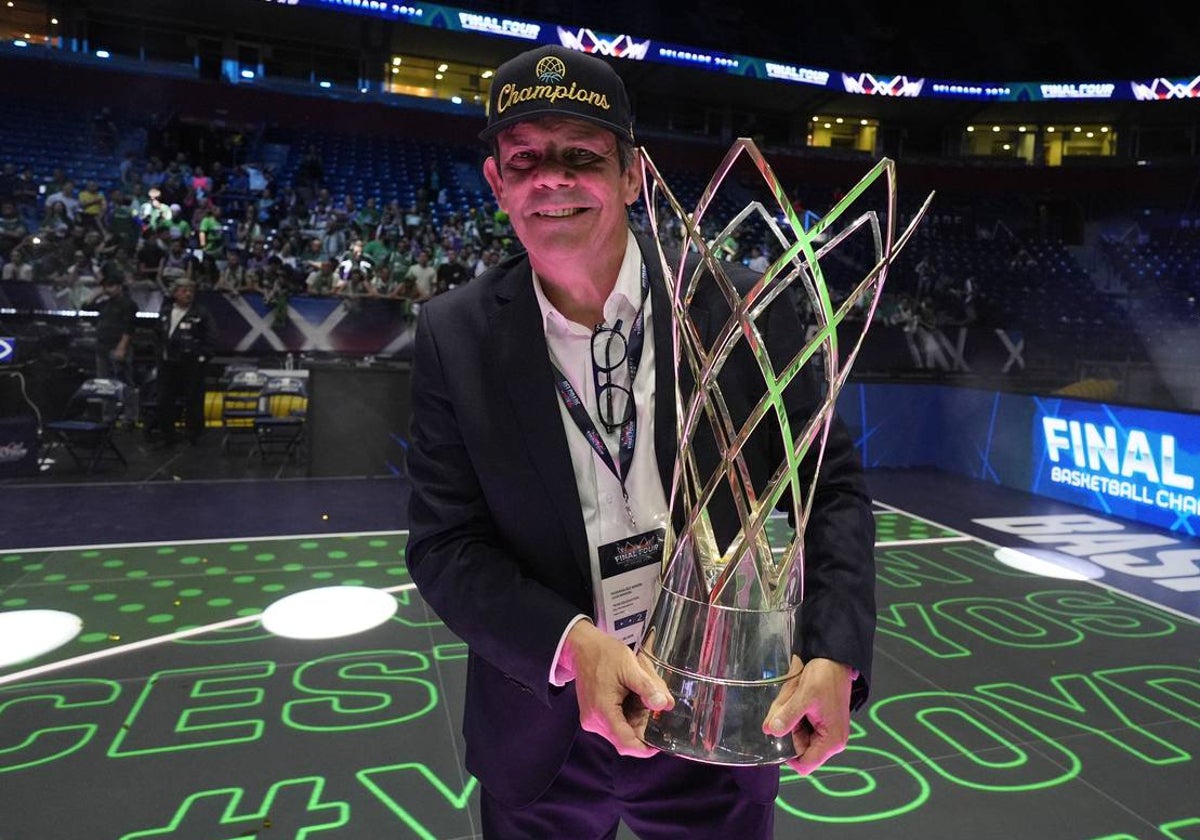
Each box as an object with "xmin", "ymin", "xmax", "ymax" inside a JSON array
[
  {"xmin": 3, "ymin": 107, "xmax": 1178, "ymax": 374},
  {"xmin": 0, "ymin": 144, "xmax": 520, "ymax": 320}
]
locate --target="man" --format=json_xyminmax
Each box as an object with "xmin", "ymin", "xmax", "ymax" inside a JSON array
[
  {"xmin": 44, "ymin": 179, "xmax": 80, "ymax": 222},
  {"xmin": 77, "ymin": 180, "xmax": 108, "ymax": 233},
  {"xmin": 404, "ymin": 45, "xmax": 876, "ymax": 838},
  {"xmin": 155, "ymin": 278, "xmax": 216, "ymax": 447},
  {"xmin": 197, "ymin": 203, "xmax": 226, "ymax": 288},
  {"xmin": 402, "ymin": 249, "xmax": 436, "ymax": 302},
  {"xmin": 0, "ymin": 200, "xmax": 28, "ymax": 262},
  {"xmin": 85, "ymin": 262, "xmax": 139, "ymax": 384},
  {"xmin": 304, "ymin": 257, "xmax": 338, "ymax": 295},
  {"xmin": 139, "ymin": 187, "xmax": 172, "ymax": 232},
  {"xmin": 433, "ymin": 247, "xmax": 469, "ymax": 293}
]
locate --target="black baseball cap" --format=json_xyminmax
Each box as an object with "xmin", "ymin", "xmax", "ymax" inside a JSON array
[{"xmin": 479, "ymin": 45, "xmax": 634, "ymax": 144}]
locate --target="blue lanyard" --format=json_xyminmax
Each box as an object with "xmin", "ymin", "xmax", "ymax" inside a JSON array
[{"xmin": 551, "ymin": 264, "xmax": 649, "ymax": 528}]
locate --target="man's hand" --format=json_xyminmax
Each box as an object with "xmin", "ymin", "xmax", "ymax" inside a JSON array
[
  {"xmin": 561, "ymin": 621, "xmax": 674, "ymax": 757},
  {"xmin": 762, "ymin": 655, "xmax": 853, "ymax": 775}
]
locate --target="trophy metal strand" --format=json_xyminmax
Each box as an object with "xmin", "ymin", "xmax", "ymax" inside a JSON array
[{"xmin": 637, "ymin": 139, "xmax": 934, "ymax": 764}]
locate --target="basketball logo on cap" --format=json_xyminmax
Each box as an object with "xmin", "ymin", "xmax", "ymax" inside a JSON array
[
  {"xmin": 535, "ymin": 55, "xmax": 567, "ymax": 84},
  {"xmin": 480, "ymin": 45, "xmax": 635, "ymax": 144}
]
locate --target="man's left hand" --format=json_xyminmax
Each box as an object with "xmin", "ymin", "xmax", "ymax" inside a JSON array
[{"xmin": 762, "ymin": 655, "xmax": 853, "ymax": 775}]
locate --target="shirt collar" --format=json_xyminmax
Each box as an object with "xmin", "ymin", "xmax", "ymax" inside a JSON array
[{"xmin": 534, "ymin": 228, "xmax": 641, "ymax": 338}]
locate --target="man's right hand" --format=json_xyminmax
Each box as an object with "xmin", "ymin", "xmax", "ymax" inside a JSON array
[{"xmin": 561, "ymin": 620, "xmax": 674, "ymax": 757}]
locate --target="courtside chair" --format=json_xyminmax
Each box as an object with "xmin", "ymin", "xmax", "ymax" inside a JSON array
[{"xmin": 42, "ymin": 378, "xmax": 128, "ymax": 473}]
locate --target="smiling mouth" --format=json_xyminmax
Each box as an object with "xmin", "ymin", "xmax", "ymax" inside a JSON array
[{"xmin": 536, "ymin": 207, "xmax": 587, "ymax": 218}]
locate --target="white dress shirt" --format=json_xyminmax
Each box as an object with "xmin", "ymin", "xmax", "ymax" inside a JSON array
[{"xmin": 534, "ymin": 229, "xmax": 671, "ymax": 682}]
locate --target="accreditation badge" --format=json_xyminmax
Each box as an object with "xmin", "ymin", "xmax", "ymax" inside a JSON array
[{"xmin": 596, "ymin": 528, "xmax": 664, "ymax": 650}]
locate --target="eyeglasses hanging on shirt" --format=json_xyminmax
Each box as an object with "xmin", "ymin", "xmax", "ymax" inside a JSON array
[
  {"xmin": 592, "ymin": 321, "xmax": 634, "ymax": 433},
  {"xmin": 550, "ymin": 264, "xmax": 649, "ymax": 528}
]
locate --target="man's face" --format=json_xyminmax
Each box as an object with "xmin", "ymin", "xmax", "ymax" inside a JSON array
[{"xmin": 483, "ymin": 117, "xmax": 640, "ymax": 265}]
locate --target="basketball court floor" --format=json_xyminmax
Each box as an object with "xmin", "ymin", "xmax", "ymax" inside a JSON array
[{"xmin": 1, "ymin": 431, "xmax": 1197, "ymax": 839}]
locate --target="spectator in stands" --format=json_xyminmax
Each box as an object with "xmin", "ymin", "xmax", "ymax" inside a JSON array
[
  {"xmin": 265, "ymin": 233, "xmax": 298, "ymax": 273},
  {"xmin": 944, "ymin": 274, "xmax": 979, "ymax": 326},
  {"xmin": 305, "ymin": 258, "xmax": 338, "ymax": 295},
  {"xmin": 77, "ymin": 180, "xmax": 108, "ymax": 233},
  {"xmin": 140, "ymin": 188, "xmax": 172, "ymax": 231},
  {"xmin": 256, "ymin": 184, "xmax": 281, "ymax": 228},
  {"xmin": 716, "ymin": 229, "xmax": 740, "ymax": 261},
  {"xmin": 402, "ymin": 202, "xmax": 424, "ymax": 236},
  {"xmin": 94, "ymin": 227, "xmax": 130, "ymax": 269},
  {"xmin": 84, "ymin": 262, "xmax": 139, "ymax": 387},
  {"xmin": 190, "ymin": 164, "xmax": 212, "ymax": 201},
  {"xmin": 154, "ymin": 278, "xmax": 216, "ymax": 448},
  {"xmin": 404, "ymin": 44, "xmax": 875, "ymax": 839},
  {"xmin": 105, "ymin": 189, "xmax": 141, "ymax": 254},
  {"xmin": 913, "ymin": 252, "xmax": 937, "ymax": 298},
  {"xmin": 197, "ymin": 203, "xmax": 226, "ymax": 286},
  {"xmin": 434, "ymin": 248, "xmax": 469, "ymax": 294},
  {"xmin": 57, "ymin": 249, "xmax": 101, "ymax": 308},
  {"xmin": 216, "ymin": 248, "xmax": 251, "ymax": 294},
  {"xmin": 473, "ymin": 246, "xmax": 499, "ymax": 278},
  {"xmin": 461, "ymin": 205, "xmax": 483, "ymax": 246},
  {"xmin": 237, "ymin": 203, "xmax": 264, "ymax": 249},
  {"xmin": 244, "ymin": 238, "xmax": 270, "ymax": 279},
  {"xmin": 337, "ymin": 265, "xmax": 376, "ymax": 298},
  {"xmin": 746, "ymin": 244, "xmax": 770, "ymax": 273},
  {"xmin": 336, "ymin": 238, "xmax": 373, "ymax": 284},
  {"xmin": 297, "ymin": 236, "xmax": 325, "ymax": 273},
  {"xmin": 305, "ymin": 188, "xmax": 335, "ymax": 238},
  {"xmin": 384, "ymin": 265, "xmax": 420, "ymax": 322},
  {"xmin": 402, "ymin": 249, "xmax": 436, "ymax": 302},
  {"xmin": 158, "ymin": 236, "xmax": 195, "ymax": 289},
  {"xmin": 134, "ymin": 227, "xmax": 168, "ymax": 285},
  {"xmin": 362, "ymin": 229, "xmax": 394, "ymax": 271},
  {"xmin": 41, "ymin": 167, "xmax": 68, "ymax": 200},
  {"xmin": 45, "ymin": 180, "xmax": 80, "ymax": 221},
  {"xmin": 354, "ymin": 195, "xmax": 382, "ymax": 237},
  {"xmin": 384, "ymin": 236, "xmax": 412, "ymax": 281},
  {"xmin": 166, "ymin": 205, "xmax": 192, "ymax": 242},
  {"xmin": 334, "ymin": 193, "xmax": 357, "ymax": 228},
  {"xmin": 1, "ymin": 234, "xmax": 36, "ymax": 281},
  {"xmin": 0, "ymin": 200, "xmax": 28, "ymax": 263},
  {"xmin": 258, "ymin": 256, "xmax": 296, "ymax": 303},
  {"xmin": 40, "ymin": 200, "xmax": 73, "ymax": 239},
  {"xmin": 319, "ymin": 218, "xmax": 347, "ymax": 264},
  {"xmin": 375, "ymin": 199, "xmax": 401, "ymax": 238}
]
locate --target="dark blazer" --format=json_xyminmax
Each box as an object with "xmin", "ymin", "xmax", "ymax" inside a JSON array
[
  {"xmin": 405, "ymin": 232, "xmax": 876, "ymax": 807},
  {"xmin": 158, "ymin": 299, "xmax": 217, "ymax": 362}
]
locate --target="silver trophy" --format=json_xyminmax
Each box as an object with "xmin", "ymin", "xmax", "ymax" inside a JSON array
[{"xmin": 636, "ymin": 139, "xmax": 932, "ymax": 764}]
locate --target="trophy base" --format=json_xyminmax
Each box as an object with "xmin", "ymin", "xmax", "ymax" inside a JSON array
[{"xmin": 640, "ymin": 660, "xmax": 796, "ymax": 766}]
